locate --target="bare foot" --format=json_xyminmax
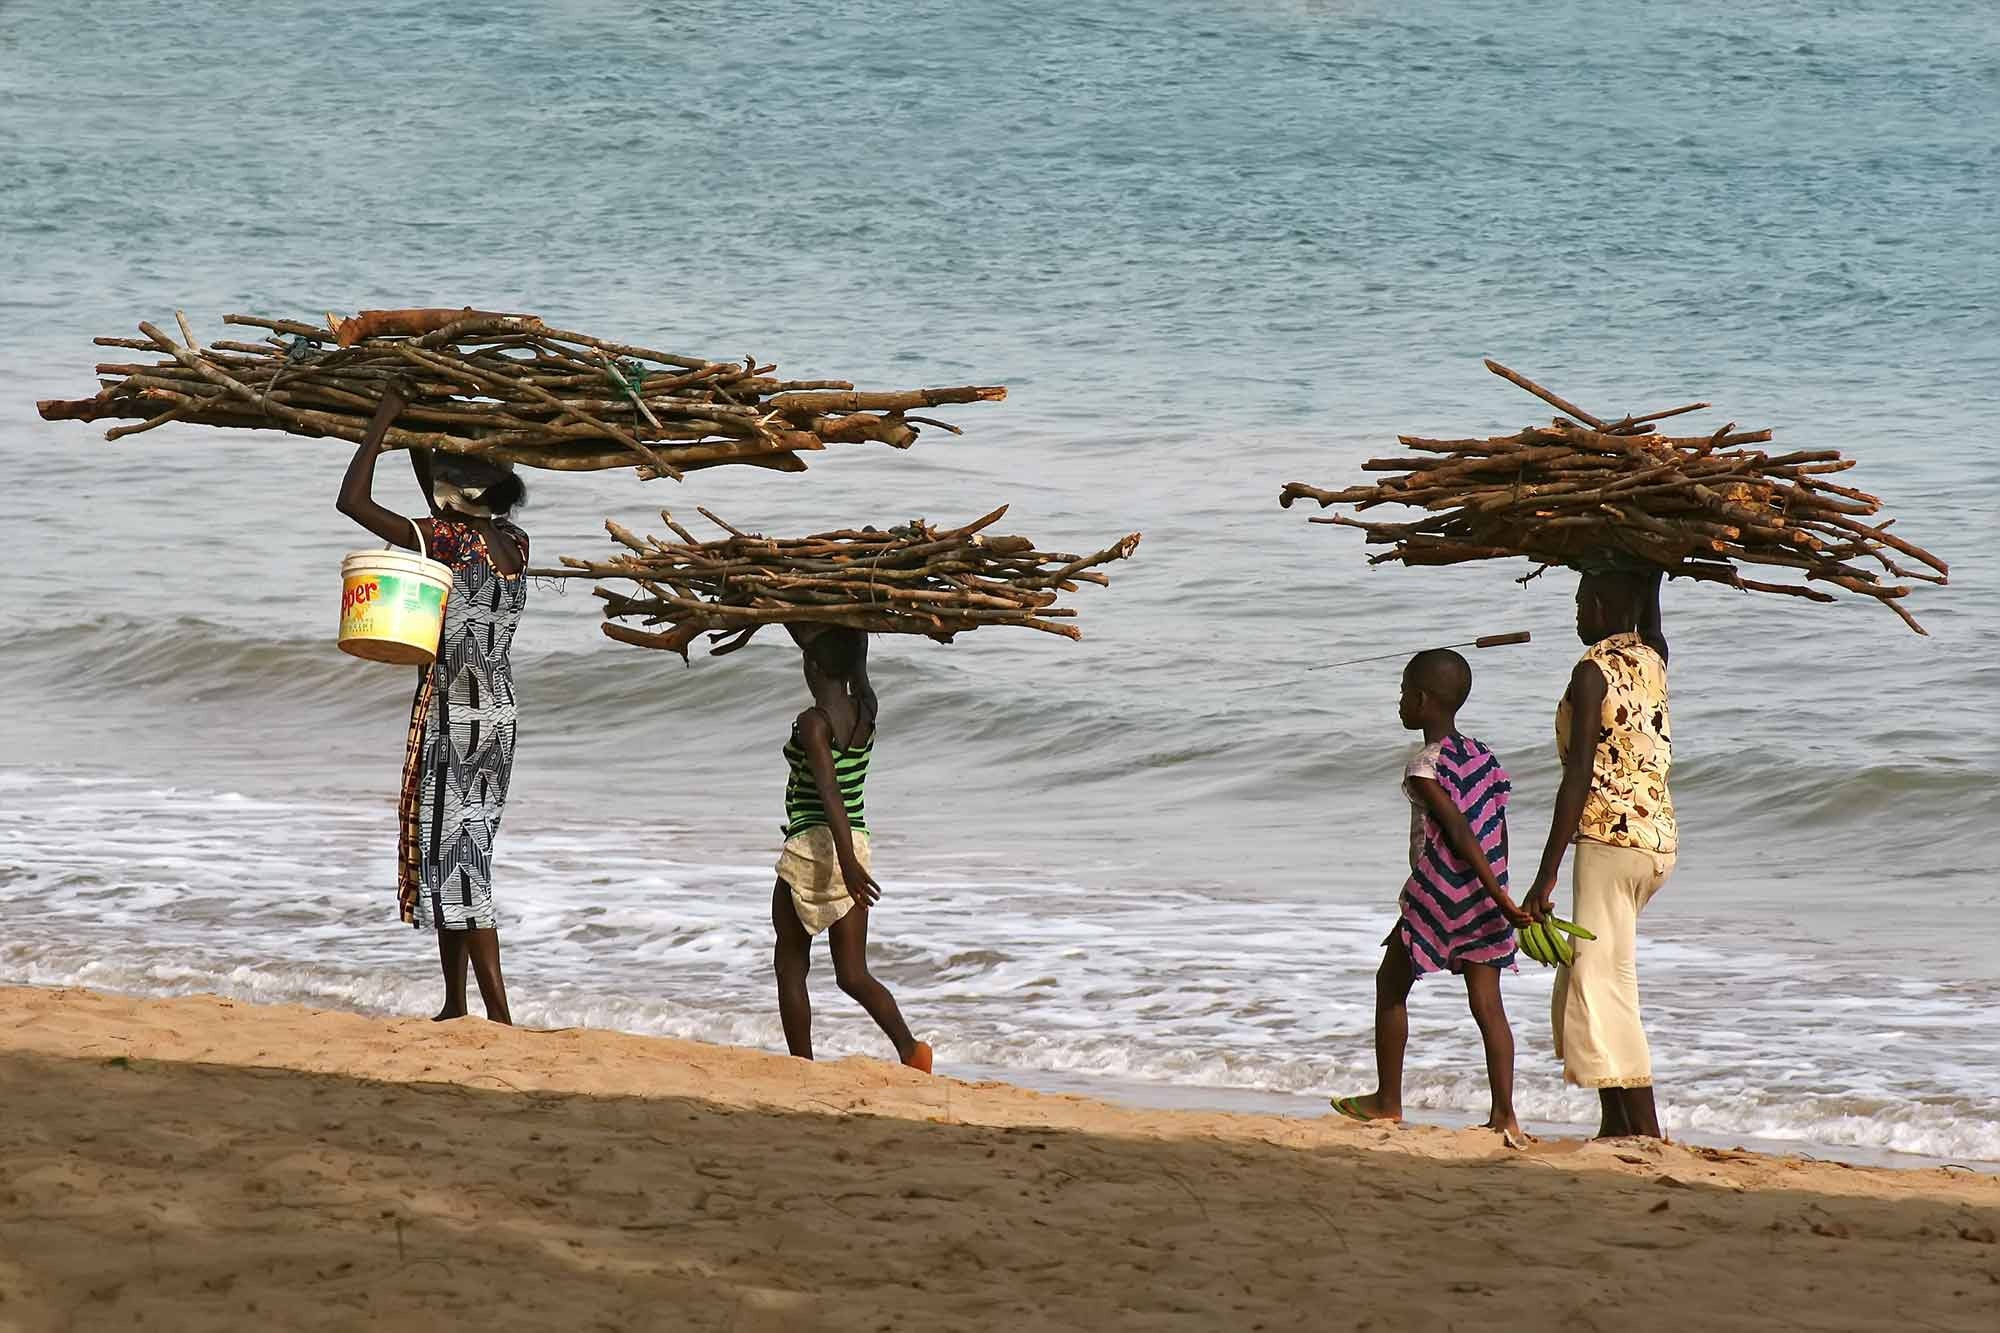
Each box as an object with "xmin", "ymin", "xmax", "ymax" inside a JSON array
[
  {"xmin": 432, "ymin": 1006, "xmax": 467, "ymax": 1023},
  {"xmin": 902, "ymin": 1041, "xmax": 934, "ymax": 1074},
  {"xmin": 1485, "ymin": 1116, "xmax": 1534, "ymax": 1148}
]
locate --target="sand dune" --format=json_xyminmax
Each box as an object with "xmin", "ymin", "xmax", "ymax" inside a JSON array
[{"xmin": 0, "ymin": 986, "xmax": 1994, "ymax": 1331}]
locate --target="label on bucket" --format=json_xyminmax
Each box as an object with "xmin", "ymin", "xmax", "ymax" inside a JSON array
[{"xmin": 340, "ymin": 571, "xmax": 446, "ymax": 638}]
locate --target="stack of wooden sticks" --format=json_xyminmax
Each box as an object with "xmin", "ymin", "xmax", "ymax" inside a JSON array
[
  {"xmin": 37, "ymin": 308, "xmax": 1004, "ymax": 480},
  {"xmin": 1279, "ymin": 361, "xmax": 1949, "ymax": 633},
  {"xmin": 541, "ymin": 506, "xmax": 1142, "ymax": 657}
]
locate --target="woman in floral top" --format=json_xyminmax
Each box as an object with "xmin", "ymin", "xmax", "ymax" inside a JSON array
[{"xmin": 1525, "ymin": 568, "xmax": 1676, "ymax": 1138}]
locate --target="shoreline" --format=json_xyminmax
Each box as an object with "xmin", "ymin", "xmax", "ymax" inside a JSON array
[
  {"xmin": 958, "ymin": 1066, "xmax": 1999, "ymax": 1174},
  {"xmin": 7, "ymin": 761, "xmax": 1995, "ymax": 1171},
  {"xmin": 12, "ymin": 971, "xmax": 1988, "ymax": 1172},
  {"xmin": 3, "ymin": 984, "xmax": 1997, "ymax": 1329}
]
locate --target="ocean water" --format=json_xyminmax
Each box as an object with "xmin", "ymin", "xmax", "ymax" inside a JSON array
[{"xmin": 2, "ymin": 1, "xmax": 1996, "ymax": 1163}]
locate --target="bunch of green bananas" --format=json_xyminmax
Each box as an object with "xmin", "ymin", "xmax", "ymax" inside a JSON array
[{"xmin": 1517, "ymin": 915, "xmax": 1596, "ymax": 967}]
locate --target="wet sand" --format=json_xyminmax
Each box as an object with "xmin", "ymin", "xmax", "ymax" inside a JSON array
[{"xmin": 1, "ymin": 985, "xmax": 1995, "ymax": 1331}]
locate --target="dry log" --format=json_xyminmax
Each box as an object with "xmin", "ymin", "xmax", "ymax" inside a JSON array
[
  {"xmin": 39, "ymin": 308, "xmax": 1007, "ymax": 481},
  {"xmin": 544, "ymin": 508, "xmax": 1140, "ymax": 659},
  {"xmin": 1280, "ymin": 361, "xmax": 1947, "ymax": 634},
  {"xmin": 334, "ymin": 308, "xmax": 526, "ymax": 346}
]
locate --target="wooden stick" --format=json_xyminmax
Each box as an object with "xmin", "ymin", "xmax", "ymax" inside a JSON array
[
  {"xmin": 572, "ymin": 510, "xmax": 1140, "ymax": 653},
  {"xmin": 1286, "ymin": 364, "xmax": 1947, "ymax": 633},
  {"xmin": 1483, "ymin": 360, "xmax": 1605, "ymax": 429},
  {"xmin": 47, "ymin": 309, "xmax": 1009, "ymax": 483}
]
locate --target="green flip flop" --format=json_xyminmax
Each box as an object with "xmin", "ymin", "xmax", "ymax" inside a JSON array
[{"xmin": 1329, "ymin": 1095, "xmax": 1400, "ymax": 1124}]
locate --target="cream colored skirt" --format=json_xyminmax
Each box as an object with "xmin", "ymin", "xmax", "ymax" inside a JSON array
[
  {"xmin": 1551, "ymin": 840, "xmax": 1675, "ymax": 1089},
  {"xmin": 776, "ymin": 826, "xmax": 871, "ymax": 936}
]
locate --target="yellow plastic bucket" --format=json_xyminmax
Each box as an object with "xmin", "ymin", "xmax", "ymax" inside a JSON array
[{"xmin": 338, "ymin": 549, "xmax": 453, "ymax": 665}]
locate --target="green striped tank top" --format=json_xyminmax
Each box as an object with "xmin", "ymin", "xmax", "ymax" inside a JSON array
[{"xmin": 782, "ymin": 710, "xmax": 873, "ymax": 839}]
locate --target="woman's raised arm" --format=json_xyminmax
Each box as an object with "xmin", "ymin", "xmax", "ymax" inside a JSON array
[{"xmin": 336, "ymin": 387, "xmax": 419, "ymax": 549}]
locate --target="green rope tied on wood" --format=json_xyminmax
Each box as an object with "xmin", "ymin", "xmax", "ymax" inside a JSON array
[{"xmin": 605, "ymin": 357, "xmax": 649, "ymax": 402}]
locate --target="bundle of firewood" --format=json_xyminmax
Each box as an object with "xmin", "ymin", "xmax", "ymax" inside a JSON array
[
  {"xmin": 1280, "ymin": 361, "xmax": 1949, "ymax": 633},
  {"xmin": 540, "ymin": 506, "xmax": 1142, "ymax": 657},
  {"xmin": 37, "ymin": 308, "xmax": 1004, "ymax": 480}
]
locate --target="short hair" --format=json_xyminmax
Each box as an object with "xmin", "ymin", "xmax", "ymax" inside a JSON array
[
  {"xmin": 1581, "ymin": 570, "xmax": 1646, "ymax": 627},
  {"xmin": 1406, "ymin": 647, "xmax": 1472, "ymax": 710},
  {"xmin": 806, "ymin": 626, "xmax": 867, "ymax": 679}
]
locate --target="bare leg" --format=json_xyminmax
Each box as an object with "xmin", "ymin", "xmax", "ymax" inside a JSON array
[
  {"xmin": 1596, "ymin": 1089, "xmax": 1632, "ymax": 1138},
  {"xmin": 827, "ymin": 902, "xmax": 920, "ymax": 1065},
  {"xmin": 772, "ymin": 880, "xmax": 814, "ymax": 1059},
  {"xmin": 434, "ymin": 930, "xmax": 470, "ymax": 1021},
  {"xmin": 466, "ymin": 928, "xmax": 512, "ymax": 1025},
  {"xmin": 1349, "ymin": 937, "xmax": 1415, "ymax": 1120},
  {"xmin": 1616, "ymin": 1086, "xmax": 1662, "ymax": 1140},
  {"xmin": 1463, "ymin": 964, "xmax": 1524, "ymax": 1142}
]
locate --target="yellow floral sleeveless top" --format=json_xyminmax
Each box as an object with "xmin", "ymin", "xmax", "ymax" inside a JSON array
[{"xmin": 1556, "ymin": 632, "xmax": 1677, "ymax": 854}]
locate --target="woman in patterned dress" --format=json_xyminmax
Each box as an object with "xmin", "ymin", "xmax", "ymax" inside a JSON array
[
  {"xmin": 338, "ymin": 388, "xmax": 528, "ymax": 1024},
  {"xmin": 1524, "ymin": 568, "xmax": 1676, "ymax": 1138}
]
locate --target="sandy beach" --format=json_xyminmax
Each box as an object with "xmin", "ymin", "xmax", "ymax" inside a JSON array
[{"xmin": 0, "ymin": 986, "xmax": 1992, "ymax": 1331}]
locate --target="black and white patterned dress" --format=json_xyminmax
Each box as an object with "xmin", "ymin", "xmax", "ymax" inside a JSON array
[{"xmin": 396, "ymin": 516, "xmax": 528, "ymax": 931}]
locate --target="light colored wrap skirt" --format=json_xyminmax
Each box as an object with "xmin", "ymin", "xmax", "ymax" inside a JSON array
[
  {"xmin": 776, "ymin": 826, "xmax": 871, "ymax": 936},
  {"xmin": 1551, "ymin": 839, "xmax": 1674, "ymax": 1089}
]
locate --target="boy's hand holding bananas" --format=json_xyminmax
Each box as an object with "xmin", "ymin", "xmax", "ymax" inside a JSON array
[{"xmin": 1516, "ymin": 915, "xmax": 1597, "ymax": 968}]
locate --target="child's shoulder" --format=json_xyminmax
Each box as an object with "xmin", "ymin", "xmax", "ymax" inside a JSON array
[
  {"xmin": 1403, "ymin": 737, "xmax": 1449, "ymax": 780},
  {"xmin": 1444, "ymin": 733, "xmax": 1509, "ymax": 773}
]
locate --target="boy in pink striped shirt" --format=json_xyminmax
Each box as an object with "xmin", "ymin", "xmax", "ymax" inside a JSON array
[{"xmin": 1331, "ymin": 649, "xmax": 1534, "ymax": 1146}]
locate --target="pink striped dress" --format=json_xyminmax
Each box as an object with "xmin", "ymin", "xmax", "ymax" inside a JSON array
[{"xmin": 1396, "ymin": 734, "xmax": 1516, "ymax": 976}]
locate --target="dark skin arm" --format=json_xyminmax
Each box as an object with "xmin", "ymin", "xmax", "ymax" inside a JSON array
[
  {"xmin": 1638, "ymin": 568, "xmax": 1668, "ymax": 664},
  {"xmin": 1409, "ymin": 776, "xmax": 1532, "ymax": 927},
  {"xmin": 335, "ymin": 388, "xmax": 420, "ymax": 548},
  {"xmin": 410, "ymin": 440, "xmax": 439, "ymax": 519},
  {"xmin": 798, "ymin": 708, "xmax": 882, "ymax": 908},
  {"xmin": 1526, "ymin": 659, "xmax": 1608, "ymax": 918}
]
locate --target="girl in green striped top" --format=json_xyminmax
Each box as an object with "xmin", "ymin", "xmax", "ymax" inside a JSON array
[{"xmin": 770, "ymin": 625, "xmax": 932, "ymax": 1073}]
